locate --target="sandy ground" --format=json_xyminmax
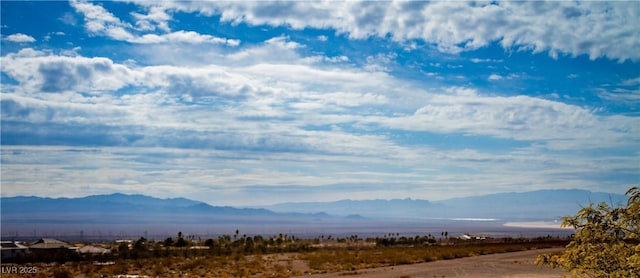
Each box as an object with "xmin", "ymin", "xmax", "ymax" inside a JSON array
[{"xmin": 295, "ymin": 248, "xmax": 566, "ymax": 278}]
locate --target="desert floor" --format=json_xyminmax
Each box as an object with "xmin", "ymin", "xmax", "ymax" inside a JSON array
[{"xmin": 295, "ymin": 247, "xmax": 566, "ymax": 278}]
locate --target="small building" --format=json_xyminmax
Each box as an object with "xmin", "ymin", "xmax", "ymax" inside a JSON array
[
  {"xmin": 28, "ymin": 238, "xmax": 76, "ymax": 261},
  {"xmin": 29, "ymin": 238, "xmax": 72, "ymax": 249},
  {"xmin": 0, "ymin": 241, "xmax": 29, "ymax": 260},
  {"xmin": 77, "ymin": 245, "xmax": 111, "ymax": 255}
]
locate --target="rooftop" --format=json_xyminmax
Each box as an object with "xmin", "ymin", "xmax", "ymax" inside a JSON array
[
  {"xmin": 29, "ymin": 238, "xmax": 72, "ymax": 249},
  {"xmin": 0, "ymin": 241, "xmax": 28, "ymax": 249}
]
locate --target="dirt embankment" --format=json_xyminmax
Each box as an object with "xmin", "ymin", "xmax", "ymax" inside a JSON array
[{"xmin": 295, "ymin": 248, "xmax": 566, "ymax": 278}]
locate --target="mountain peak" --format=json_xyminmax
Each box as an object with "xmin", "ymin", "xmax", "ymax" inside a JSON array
[{"xmin": 266, "ymin": 189, "xmax": 626, "ymax": 220}]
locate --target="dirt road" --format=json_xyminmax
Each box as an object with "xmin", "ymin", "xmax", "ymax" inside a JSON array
[{"xmin": 296, "ymin": 248, "xmax": 566, "ymax": 278}]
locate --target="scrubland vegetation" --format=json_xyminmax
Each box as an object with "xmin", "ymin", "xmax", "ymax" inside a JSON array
[
  {"xmin": 301, "ymin": 239, "xmax": 565, "ymax": 274},
  {"xmin": 536, "ymin": 186, "xmax": 639, "ymax": 278},
  {"xmin": 2, "ymin": 232, "xmax": 567, "ymax": 278}
]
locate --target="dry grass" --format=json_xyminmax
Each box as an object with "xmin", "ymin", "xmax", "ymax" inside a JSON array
[
  {"xmin": 299, "ymin": 241, "xmax": 566, "ymax": 274},
  {"xmin": 0, "ymin": 239, "xmax": 566, "ymax": 277},
  {"xmin": 1, "ymin": 254, "xmax": 305, "ymax": 278}
]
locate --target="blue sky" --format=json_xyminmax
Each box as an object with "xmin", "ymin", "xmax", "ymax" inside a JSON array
[{"xmin": 1, "ymin": 1, "xmax": 638, "ymax": 206}]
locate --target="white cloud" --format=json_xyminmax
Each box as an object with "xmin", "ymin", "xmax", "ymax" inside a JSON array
[
  {"xmin": 43, "ymin": 32, "xmax": 66, "ymax": 42},
  {"xmin": 134, "ymin": 35, "xmax": 344, "ymax": 68},
  {"xmin": 595, "ymin": 77, "xmax": 640, "ymax": 107},
  {"xmin": 225, "ymin": 36, "xmax": 308, "ymax": 65},
  {"xmin": 621, "ymin": 77, "xmax": 640, "ymax": 86},
  {"xmin": 130, "ymin": 6, "xmax": 172, "ymax": 32},
  {"xmin": 488, "ymin": 73, "xmax": 519, "ymax": 81},
  {"xmin": 4, "ymin": 33, "xmax": 36, "ymax": 43},
  {"xmin": 71, "ymin": 0, "xmax": 124, "ymax": 33},
  {"xmin": 70, "ymin": 0, "xmax": 239, "ymax": 46},
  {"xmin": 60, "ymin": 46, "xmax": 82, "ymax": 57},
  {"xmin": 130, "ymin": 31, "xmax": 240, "ymax": 45},
  {"xmin": 369, "ymin": 87, "xmax": 638, "ymax": 150},
  {"xmin": 364, "ymin": 52, "xmax": 397, "ymax": 72},
  {"xmin": 1, "ymin": 48, "xmax": 137, "ymax": 93},
  {"xmin": 488, "ymin": 74, "xmax": 503, "ymax": 81},
  {"xmin": 323, "ymin": 55, "xmax": 349, "ymax": 63},
  {"xmin": 470, "ymin": 58, "xmax": 503, "ymax": 63},
  {"xmin": 59, "ymin": 12, "xmax": 78, "ymax": 26},
  {"xmin": 1, "ymin": 46, "xmax": 401, "ymax": 132},
  {"xmin": 597, "ymin": 88, "xmax": 640, "ymax": 107},
  {"xmin": 133, "ymin": 0, "xmax": 639, "ymax": 61}
]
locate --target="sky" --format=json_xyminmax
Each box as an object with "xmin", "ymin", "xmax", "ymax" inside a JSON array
[{"xmin": 1, "ymin": 1, "xmax": 639, "ymax": 206}]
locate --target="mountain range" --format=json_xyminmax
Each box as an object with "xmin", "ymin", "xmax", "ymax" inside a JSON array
[
  {"xmin": 2, "ymin": 189, "xmax": 628, "ymax": 223},
  {"xmin": 0, "ymin": 189, "xmax": 629, "ymax": 239},
  {"xmin": 265, "ymin": 189, "xmax": 628, "ymax": 220},
  {"xmin": 0, "ymin": 193, "xmax": 330, "ymax": 226}
]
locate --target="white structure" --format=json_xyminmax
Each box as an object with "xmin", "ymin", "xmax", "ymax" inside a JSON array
[
  {"xmin": 1, "ymin": 241, "xmax": 29, "ymax": 260},
  {"xmin": 77, "ymin": 245, "xmax": 111, "ymax": 255}
]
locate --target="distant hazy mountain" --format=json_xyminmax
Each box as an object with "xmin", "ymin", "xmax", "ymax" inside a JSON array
[
  {"xmin": 266, "ymin": 189, "xmax": 628, "ymax": 221},
  {"xmin": 2, "ymin": 190, "xmax": 625, "ymax": 239},
  {"xmin": 434, "ymin": 189, "xmax": 628, "ymax": 220},
  {"xmin": 266, "ymin": 198, "xmax": 439, "ymax": 219},
  {"xmin": 1, "ymin": 193, "xmax": 205, "ymax": 214},
  {"xmin": 0, "ymin": 193, "xmax": 329, "ymax": 225}
]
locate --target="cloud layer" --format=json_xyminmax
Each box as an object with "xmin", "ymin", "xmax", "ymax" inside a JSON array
[
  {"xmin": 1, "ymin": 0, "xmax": 638, "ymax": 205},
  {"xmin": 132, "ymin": 0, "xmax": 640, "ymax": 61},
  {"xmin": 70, "ymin": 0, "xmax": 240, "ymax": 46},
  {"xmin": 3, "ymin": 43, "xmax": 637, "ymax": 204}
]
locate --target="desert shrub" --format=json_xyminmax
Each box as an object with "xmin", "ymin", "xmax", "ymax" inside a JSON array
[
  {"xmin": 52, "ymin": 268, "xmax": 72, "ymax": 278},
  {"xmin": 537, "ymin": 186, "xmax": 640, "ymax": 277}
]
